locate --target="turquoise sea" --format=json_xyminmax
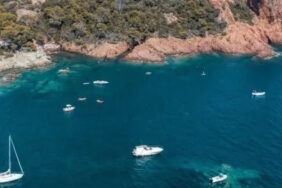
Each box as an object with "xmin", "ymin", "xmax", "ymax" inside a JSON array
[{"xmin": 0, "ymin": 50, "xmax": 282, "ymax": 188}]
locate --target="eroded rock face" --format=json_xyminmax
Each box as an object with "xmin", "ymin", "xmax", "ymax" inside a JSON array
[
  {"xmin": 125, "ymin": 22, "xmax": 275, "ymax": 63},
  {"xmin": 248, "ymin": 0, "xmax": 282, "ymax": 22},
  {"xmin": 62, "ymin": 42, "xmax": 130, "ymax": 60},
  {"xmin": 31, "ymin": 0, "xmax": 46, "ymax": 5},
  {"xmin": 43, "ymin": 43, "xmax": 61, "ymax": 53},
  {"xmin": 57, "ymin": 0, "xmax": 282, "ymax": 62},
  {"xmin": 125, "ymin": 0, "xmax": 281, "ymax": 62}
]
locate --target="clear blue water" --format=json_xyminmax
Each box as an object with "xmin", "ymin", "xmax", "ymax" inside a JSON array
[{"xmin": 0, "ymin": 52, "xmax": 282, "ymax": 188}]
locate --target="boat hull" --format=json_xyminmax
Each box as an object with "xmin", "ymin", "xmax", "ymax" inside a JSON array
[
  {"xmin": 0, "ymin": 173, "xmax": 23, "ymax": 184},
  {"xmin": 132, "ymin": 147, "xmax": 163, "ymax": 157},
  {"xmin": 209, "ymin": 175, "xmax": 227, "ymax": 184},
  {"xmin": 252, "ymin": 92, "xmax": 266, "ymax": 96}
]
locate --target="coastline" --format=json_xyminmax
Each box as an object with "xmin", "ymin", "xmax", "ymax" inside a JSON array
[
  {"xmin": 41, "ymin": 0, "xmax": 282, "ymax": 63},
  {"xmin": 1, "ymin": 0, "xmax": 282, "ymax": 76},
  {"xmin": 0, "ymin": 48, "xmax": 52, "ymax": 83},
  {"xmin": 42, "ymin": 21, "xmax": 282, "ymax": 63}
]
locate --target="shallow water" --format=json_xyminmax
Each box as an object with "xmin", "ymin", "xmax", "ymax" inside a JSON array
[{"xmin": 0, "ymin": 52, "xmax": 282, "ymax": 187}]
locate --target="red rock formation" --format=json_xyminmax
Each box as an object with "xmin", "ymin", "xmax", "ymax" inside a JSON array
[
  {"xmin": 59, "ymin": 0, "xmax": 282, "ymax": 62},
  {"xmin": 126, "ymin": 0, "xmax": 282, "ymax": 62},
  {"xmin": 126, "ymin": 22, "xmax": 275, "ymax": 62},
  {"xmin": 62, "ymin": 42, "xmax": 130, "ymax": 60}
]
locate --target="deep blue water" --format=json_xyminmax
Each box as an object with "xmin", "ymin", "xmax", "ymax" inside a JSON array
[{"xmin": 0, "ymin": 52, "xmax": 282, "ymax": 188}]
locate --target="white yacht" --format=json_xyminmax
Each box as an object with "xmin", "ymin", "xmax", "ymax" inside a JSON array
[
  {"xmin": 58, "ymin": 67, "xmax": 70, "ymax": 74},
  {"xmin": 78, "ymin": 97, "xmax": 87, "ymax": 101},
  {"xmin": 145, "ymin": 71, "xmax": 152, "ymax": 75},
  {"xmin": 252, "ymin": 90, "xmax": 266, "ymax": 96},
  {"xmin": 83, "ymin": 82, "xmax": 90, "ymax": 85},
  {"xmin": 0, "ymin": 136, "xmax": 24, "ymax": 184},
  {"xmin": 63, "ymin": 104, "xmax": 75, "ymax": 112},
  {"xmin": 132, "ymin": 145, "xmax": 163, "ymax": 157},
  {"xmin": 209, "ymin": 173, "xmax": 227, "ymax": 184},
  {"xmin": 93, "ymin": 80, "xmax": 109, "ymax": 85},
  {"xmin": 96, "ymin": 99, "xmax": 104, "ymax": 104}
]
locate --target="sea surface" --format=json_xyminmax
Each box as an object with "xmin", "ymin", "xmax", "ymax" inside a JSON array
[{"xmin": 0, "ymin": 51, "xmax": 282, "ymax": 188}]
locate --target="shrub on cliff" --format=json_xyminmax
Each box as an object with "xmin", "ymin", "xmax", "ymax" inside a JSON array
[
  {"xmin": 0, "ymin": 5, "xmax": 35, "ymax": 51},
  {"xmin": 38, "ymin": 0, "xmax": 226, "ymax": 45},
  {"xmin": 1, "ymin": 0, "xmax": 228, "ymax": 51},
  {"xmin": 230, "ymin": 0, "xmax": 254, "ymax": 23}
]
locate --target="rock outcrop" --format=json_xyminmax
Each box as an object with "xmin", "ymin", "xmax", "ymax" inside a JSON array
[
  {"xmin": 62, "ymin": 42, "xmax": 130, "ymax": 59},
  {"xmin": 0, "ymin": 48, "xmax": 51, "ymax": 72},
  {"xmin": 45, "ymin": 0, "xmax": 282, "ymax": 63},
  {"xmin": 125, "ymin": 0, "xmax": 282, "ymax": 62},
  {"xmin": 248, "ymin": 0, "xmax": 282, "ymax": 22},
  {"xmin": 125, "ymin": 22, "xmax": 274, "ymax": 62}
]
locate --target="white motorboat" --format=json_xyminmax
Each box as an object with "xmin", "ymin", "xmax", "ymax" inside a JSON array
[
  {"xmin": 145, "ymin": 71, "xmax": 152, "ymax": 75},
  {"xmin": 63, "ymin": 104, "xmax": 75, "ymax": 112},
  {"xmin": 93, "ymin": 80, "xmax": 109, "ymax": 85},
  {"xmin": 78, "ymin": 97, "xmax": 87, "ymax": 101},
  {"xmin": 132, "ymin": 145, "xmax": 163, "ymax": 157},
  {"xmin": 83, "ymin": 82, "xmax": 90, "ymax": 85},
  {"xmin": 201, "ymin": 71, "xmax": 206, "ymax": 76},
  {"xmin": 252, "ymin": 90, "xmax": 266, "ymax": 96},
  {"xmin": 209, "ymin": 173, "xmax": 227, "ymax": 184},
  {"xmin": 58, "ymin": 68, "xmax": 70, "ymax": 74},
  {"xmin": 0, "ymin": 136, "xmax": 24, "ymax": 184},
  {"xmin": 96, "ymin": 99, "xmax": 104, "ymax": 104}
]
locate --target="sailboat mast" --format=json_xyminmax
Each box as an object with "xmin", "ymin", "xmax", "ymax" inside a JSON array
[
  {"xmin": 10, "ymin": 137, "xmax": 24, "ymax": 174},
  {"xmin": 9, "ymin": 135, "xmax": 11, "ymax": 171}
]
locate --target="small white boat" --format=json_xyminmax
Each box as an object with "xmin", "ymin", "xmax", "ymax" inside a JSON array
[
  {"xmin": 93, "ymin": 80, "xmax": 109, "ymax": 85},
  {"xmin": 96, "ymin": 99, "xmax": 104, "ymax": 104},
  {"xmin": 78, "ymin": 97, "xmax": 87, "ymax": 101},
  {"xmin": 58, "ymin": 68, "xmax": 70, "ymax": 74},
  {"xmin": 63, "ymin": 104, "xmax": 75, "ymax": 112},
  {"xmin": 0, "ymin": 136, "xmax": 24, "ymax": 184},
  {"xmin": 201, "ymin": 71, "xmax": 206, "ymax": 76},
  {"xmin": 83, "ymin": 82, "xmax": 90, "ymax": 85},
  {"xmin": 252, "ymin": 90, "xmax": 266, "ymax": 96},
  {"xmin": 209, "ymin": 173, "xmax": 227, "ymax": 184},
  {"xmin": 145, "ymin": 71, "xmax": 152, "ymax": 75},
  {"xmin": 132, "ymin": 145, "xmax": 163, "ymax": 157}
]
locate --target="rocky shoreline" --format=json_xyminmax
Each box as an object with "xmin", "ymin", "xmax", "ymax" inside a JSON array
[
  {"xmin": 44, "ymin": 20, "xmax": 281, "ymax": 63},
  {"xmin": 42, "ymin": 0, "xmax": 282, "ymax": 63},
  {"xmin": 1, "ymin": 0, "xmax": 282, "ymax": 71},
  {"xmin": 0, "ymin": 48, "xmax": 52, "ymax": 83}
]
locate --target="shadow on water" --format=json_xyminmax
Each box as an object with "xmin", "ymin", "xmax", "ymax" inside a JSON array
[{"xmin": 0, "ymin": 180, "xmax": 23, "ymax": 188}]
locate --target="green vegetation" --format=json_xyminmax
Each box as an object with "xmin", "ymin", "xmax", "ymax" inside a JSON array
[
  {"xmin": 230, "ymin": 0, "xmax": 254, "ymax": 23},
  {"xmin": 38, "ymin": 0, "xmax": 226, "ymax": 45},
  {"xmin": 1, "ymin": 0, "xmax": 227, "ymax": 52},
  {"xmin": 0, "ymin": 5, "xmax": 35, "ymax": 52}
]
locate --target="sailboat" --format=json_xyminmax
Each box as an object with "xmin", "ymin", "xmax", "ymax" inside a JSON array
[{"xmin": 0, "ymin": 136, "xmax": 24, "ymax": 184}]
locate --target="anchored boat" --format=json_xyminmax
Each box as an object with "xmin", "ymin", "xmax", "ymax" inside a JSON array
[
  {"xmin": 58, "ymin": 67, "xmax": 70, "ymax": 74},
  {"xmin": 0, "ymin": 136, "xmax": 24, "ymax": 184},
  {"xmin": 209, "ymin": 173, "xmax": 227, "ymax": 184},
  {"xmin": 93, "ymin": 80, "xmax": 109, "ymax": 85},
  {"xmin": 63, "ymin": 104, "xmax": 75, "ymax": 112},
  {"xmin": 252, "ymin": 90, "xmax": 266, "ymax": 97},
  {"xmin": 132, "ymin": 145, "xmax": 163, "ymax": 157},
  {"xmin": 145, "ymin": 71, "xmax": 152, "ymax": 75},
  {"xmin": 78, "ymin": 97, "xmax": 87, "ymax": 101},
  {"xmin": 83, "ymin": 82, "xmax": 90, "ymax": 85},
  {"xmin": 96, "ymin": 99, "xmax": 104, "ymax": 104}
]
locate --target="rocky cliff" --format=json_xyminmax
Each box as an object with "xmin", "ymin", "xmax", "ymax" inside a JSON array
[
  {"xmin": 125, "ymin": 0, "xmax": 282, "ymax": 62},
  {"xmin": 1, "ymin": 0, "xmax": 282, "ymax": 63}
]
